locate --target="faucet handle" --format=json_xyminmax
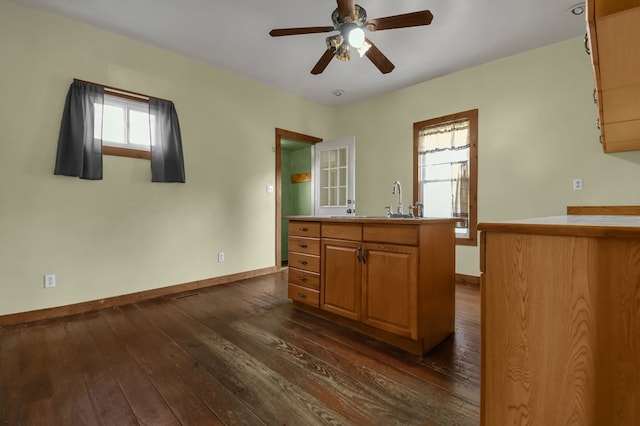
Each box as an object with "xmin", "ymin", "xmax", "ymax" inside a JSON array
[
  {"xmin": 384, "ymin": 205, "xmax": 392, "ymax": 217},
  {"xmin": 414, "ymin": 201, "xmax": 424, "ymax": 218}
]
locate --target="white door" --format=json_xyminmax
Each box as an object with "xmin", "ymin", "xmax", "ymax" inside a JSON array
[{"xmin": 314, "ymin": 136, "xmax": 356, "ymax": 216}]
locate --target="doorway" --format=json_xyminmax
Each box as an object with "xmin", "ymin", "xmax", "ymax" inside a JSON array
[{"xmin": 275, "ymin": 128, "xmax": 322, "ymax": 268}]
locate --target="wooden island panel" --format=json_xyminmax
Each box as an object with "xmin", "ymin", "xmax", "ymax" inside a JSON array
[{"xmin": 479, "ymin": 214, "xmax": 640, "ymax": 425}]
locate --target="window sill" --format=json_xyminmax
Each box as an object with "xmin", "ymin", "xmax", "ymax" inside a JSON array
[{"xmin": 103, "ymin": 145, "xmax": 150, "ymax": 160}]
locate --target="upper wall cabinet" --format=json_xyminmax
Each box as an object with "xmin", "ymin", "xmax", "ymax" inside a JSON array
[{"xmin": 587, "ymin": 0, "xmax": 640, "ymax": 152}]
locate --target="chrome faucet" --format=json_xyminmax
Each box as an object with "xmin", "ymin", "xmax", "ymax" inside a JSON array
[{"xmin": 392, "ymin": 181, "xmax": 403, "ymax": 215}]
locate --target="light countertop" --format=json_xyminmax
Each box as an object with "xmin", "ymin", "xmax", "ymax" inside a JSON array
[{"xmin": 478, "ymin": 215, "xmax": 640, "ymax": 238}]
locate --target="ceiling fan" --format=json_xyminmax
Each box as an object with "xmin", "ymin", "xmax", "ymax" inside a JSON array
[{"xmin": 269, "ymin": 0, "xmax": 433, "ymax": 75}]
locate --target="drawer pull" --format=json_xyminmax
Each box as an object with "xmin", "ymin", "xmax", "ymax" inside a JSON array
[
  {"xmin": 298, "ymin": 226, "xmax": 308, "ymax": 231},
  {"xmin": 298, "ymin": 243, "xmax": 308, "ymax": 249},
  {"xmin": 297, "ymin": 293, "xmax": 308, "ymax": 299},
  {"xmin": 298, "ymin": 260, "xmax": 308, "ymax": 265},
  {"xmin": 297, "ymin": 276, "xmax": 308, "ymax": 282}
]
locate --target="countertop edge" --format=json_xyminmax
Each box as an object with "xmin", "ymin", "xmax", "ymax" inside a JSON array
[
  {"xmin": 285, "ymin": 216, "xmax": 459, "ymax": 225},
  {"xmin": 478, "ymin": 215, "xmax": 640, "ymax": 238}
]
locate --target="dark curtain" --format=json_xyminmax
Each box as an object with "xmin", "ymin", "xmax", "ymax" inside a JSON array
[
  {"xmin": 54, "ymin": 81, "xmax": 104, "ymax": 180},
  {"xmin": 149, "ymin": 98, "xmax": 186, "ymax": 183}
]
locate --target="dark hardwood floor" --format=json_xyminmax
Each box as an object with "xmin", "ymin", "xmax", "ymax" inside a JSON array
[{"xmin": 0, "ymin": 270, "xmax": 480, "ymax": 425}]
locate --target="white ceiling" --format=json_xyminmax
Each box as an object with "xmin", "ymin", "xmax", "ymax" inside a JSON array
[{"xmin": 12, "ymin": 0, "xmax": 588, "ymax": 107}]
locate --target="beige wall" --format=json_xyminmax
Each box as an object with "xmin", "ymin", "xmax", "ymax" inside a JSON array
[
  {"xmin": 0, "ymin": 0, "xmax": 337, "ymax": 315},
  {"xmin": 3, "ymin": 0, "xmax": 640, "ymax": 315},
  {"xmin": 338, "ymin": 37, "xmax": 640, "ymax": 276}
]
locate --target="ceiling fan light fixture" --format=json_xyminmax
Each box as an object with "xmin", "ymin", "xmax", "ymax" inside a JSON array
[{"xmin": 348, "ymin": 27, "xmax": 366, "ymax": 49}]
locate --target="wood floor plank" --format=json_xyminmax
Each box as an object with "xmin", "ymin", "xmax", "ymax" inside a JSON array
[
  {"xmin": 101, "ymin": 306, "xmax": 225, "ymax": 425},
  {"xmin": 275, "ymin": 302, "xmax": 481, "ymax": 405},
  {"xmin": 130, "ymin": 300, "xmax": 267, "ymax": 426},
  {"xmin": 63, "ymin": 315, "xmax": 141, "ymax": 425},
  {"xmin": 0, "ymin": 325, "xmax": 22, "ymax": 425},
  {"xmin": 147, "ymin": 299, "xmax": 353, "ymax": 425},
  {"xmin": 235, "ymin": 314, "xmax": 478, "ymax": 425},
  {"xmin": 84, "ymin": 311, "xmax": 180, "ymax": 425},
  {"xmin": 18, "ymin": 324, "xmax": 54, "ymax": 421},
  {"xmin": 217, "ymin": 319, "xmax": 421, "ymax": 425},
  {"xmin": 44, "ymin": 321, "xmax": 100, "ymax": 426},
  {"xmin": 0, "ymin": 271, "xmax": 481, "ymax": 425}
]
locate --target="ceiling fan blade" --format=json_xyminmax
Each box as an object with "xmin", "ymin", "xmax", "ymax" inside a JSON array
[
  {"xmin": 270, "ymin": 26, "xmax": 335, "ymax": 37},
  {"xmin": 311, "ymin": 49, "xmax": 335, "ymax": 75},
  {"xmin": 364, "ymin": 39, "xmax": 395, "ymax": 74},
  {"xmin": 336, "ymin": 0, "xmax": 356, "ymax": 20},
  {"xmin": 366, "ymin": 10, "xmax": 433, "ymax": 31}
]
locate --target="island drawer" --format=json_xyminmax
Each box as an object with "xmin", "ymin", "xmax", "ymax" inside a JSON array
[
  {"xmin": 288, "ymin": 236, "xmax": 320, "ymax": 255},
  {"xmin": 289, "ymin": 221, "xmax": 321, "ymax": 238},
  {"xmin": 288, "ymin": 284, "xmax": 319, "ymax": 307},
  {"xmin": 288, "ymin": 267, "xmax": 320, "ymax": 290},
  {"xmin": 322, "ymin": 223, "xmax": 362, "ymax": 241},
  {"xmin": 363, "ymin": 224, "xmax": 419, "ymax": 245},
  {"xmin": 288, "ymin": 252, "xmax": 320, "ymax": 273}
]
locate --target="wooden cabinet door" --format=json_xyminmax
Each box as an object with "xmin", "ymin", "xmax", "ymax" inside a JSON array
[
  {"xmin": 361, "ymin": 243, "xmax": 419, "ymax": 339},
  {"xmin": 321, "ymin": 239, "xmax": 362, "ymax": 321}
]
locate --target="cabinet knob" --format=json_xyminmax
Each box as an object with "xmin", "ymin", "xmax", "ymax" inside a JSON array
[
  {"xmin": 297, "ymin": 293, "xmax": 307, "ymax": 299},
  {"xmin": 298, "ymin": 260, "xmax": 308, "ymax": 265},
  {"xmin": 298, "ymin": 243, "xmax": 308, "ymax": 249},
  {"xmin": 298, "ymin": 276, "xmax": 308, "ymax": 282},
  {"xmin": 298, "ymin": 226, "xmax": 308, "ymax": 232}
]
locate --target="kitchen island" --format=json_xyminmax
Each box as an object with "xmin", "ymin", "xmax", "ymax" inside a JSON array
[{"xmin": 286, "ymin": 216, "xmax": 458, "ymax": 355}]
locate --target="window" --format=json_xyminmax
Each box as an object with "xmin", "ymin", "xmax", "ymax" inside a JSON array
[
  {"xmin": 413, "ymin": 109, "xmax": 478, "ymax": 246},
  {"xmin": 94, "ymin": 92, "xmax": 155, "ymax": 160},
  {"xmin": 55, "ymin": 79, "xmax": 185, "ymax": 182},
  {"xmin": 320, "ymin": 147, "xmax": 348, "ymax": 207}
]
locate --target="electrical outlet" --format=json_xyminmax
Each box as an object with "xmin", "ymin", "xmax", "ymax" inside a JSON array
[
  {"xmin": 573, "ymin": 178, "xmax": 583, "ymax": 191},
  {"xmin": 218, "ymin": 252, "xmax": 225, "ymax": 263},
  {"xmin": 44, "ymin": 274, "xmax": 56, "ymax": 288}
]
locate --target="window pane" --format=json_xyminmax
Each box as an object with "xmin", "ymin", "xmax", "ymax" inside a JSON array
[
  {"xmin": 129, "ymin": 109, "xmax": 150, "ymax": 147},
  {"xmin": 321, "ymin": 151, "xmax": 329, "ymax": 168},
  {"xmin": 93, "ymin": 103, "xmax": 103, "ymax": 140},
  {"xmin": 329, "ymin": 169, "xmax": 337, "ymax": 188},
  {"xmin": 422, "ymin": 181, "xmax": 451, "ymax": 217},
  {"xmin": 338, "ymin": 187, "xmax": 346, "ymax": 206},
  {"xmin": 338, "ymin": 148, "xmax": 347, "ymax": 167},
  {"xmin": 321, "ymin": 188, "xmax": 329, "ymax": 206},
  {"xmin": 339, "ymin": 167, "xmax": 346, "ymax": 187},
  {"xmin": 102, "ymin": 104, "xmax": 125, "ymax": 144}
]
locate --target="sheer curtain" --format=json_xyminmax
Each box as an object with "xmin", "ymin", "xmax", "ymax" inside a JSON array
[
  {"xmin": 418, "ymin": 119, "xmax": 470, "ymax": 225},
  {"xmin": 54, "ymin": 81, "xmax": 104, "ymax": 180},
  {"xmin": 451, "ymin": 161, "xmax": 469, "ymax": 229},
  {"xmin": 149, "ymin": 98, "xmax": 186, "ymax": 183}
]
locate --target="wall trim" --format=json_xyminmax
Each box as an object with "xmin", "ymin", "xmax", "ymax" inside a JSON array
[
  {"xmin": 456, "ymin": 273, "xmax": 480, "ymax": 286},
  {"xmin": 0, "ymin": 266, "xmax": 280, "ymax": 327}
]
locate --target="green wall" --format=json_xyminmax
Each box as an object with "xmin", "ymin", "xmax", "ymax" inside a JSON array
[{"xmin": 281, "ymin": 146, "xmax": 312, "ymax": 261}]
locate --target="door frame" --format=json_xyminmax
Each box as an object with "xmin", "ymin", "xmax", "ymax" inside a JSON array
[{"xmin": 275, "ymin": 128, "xmax": 322, "ymax": 269}]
